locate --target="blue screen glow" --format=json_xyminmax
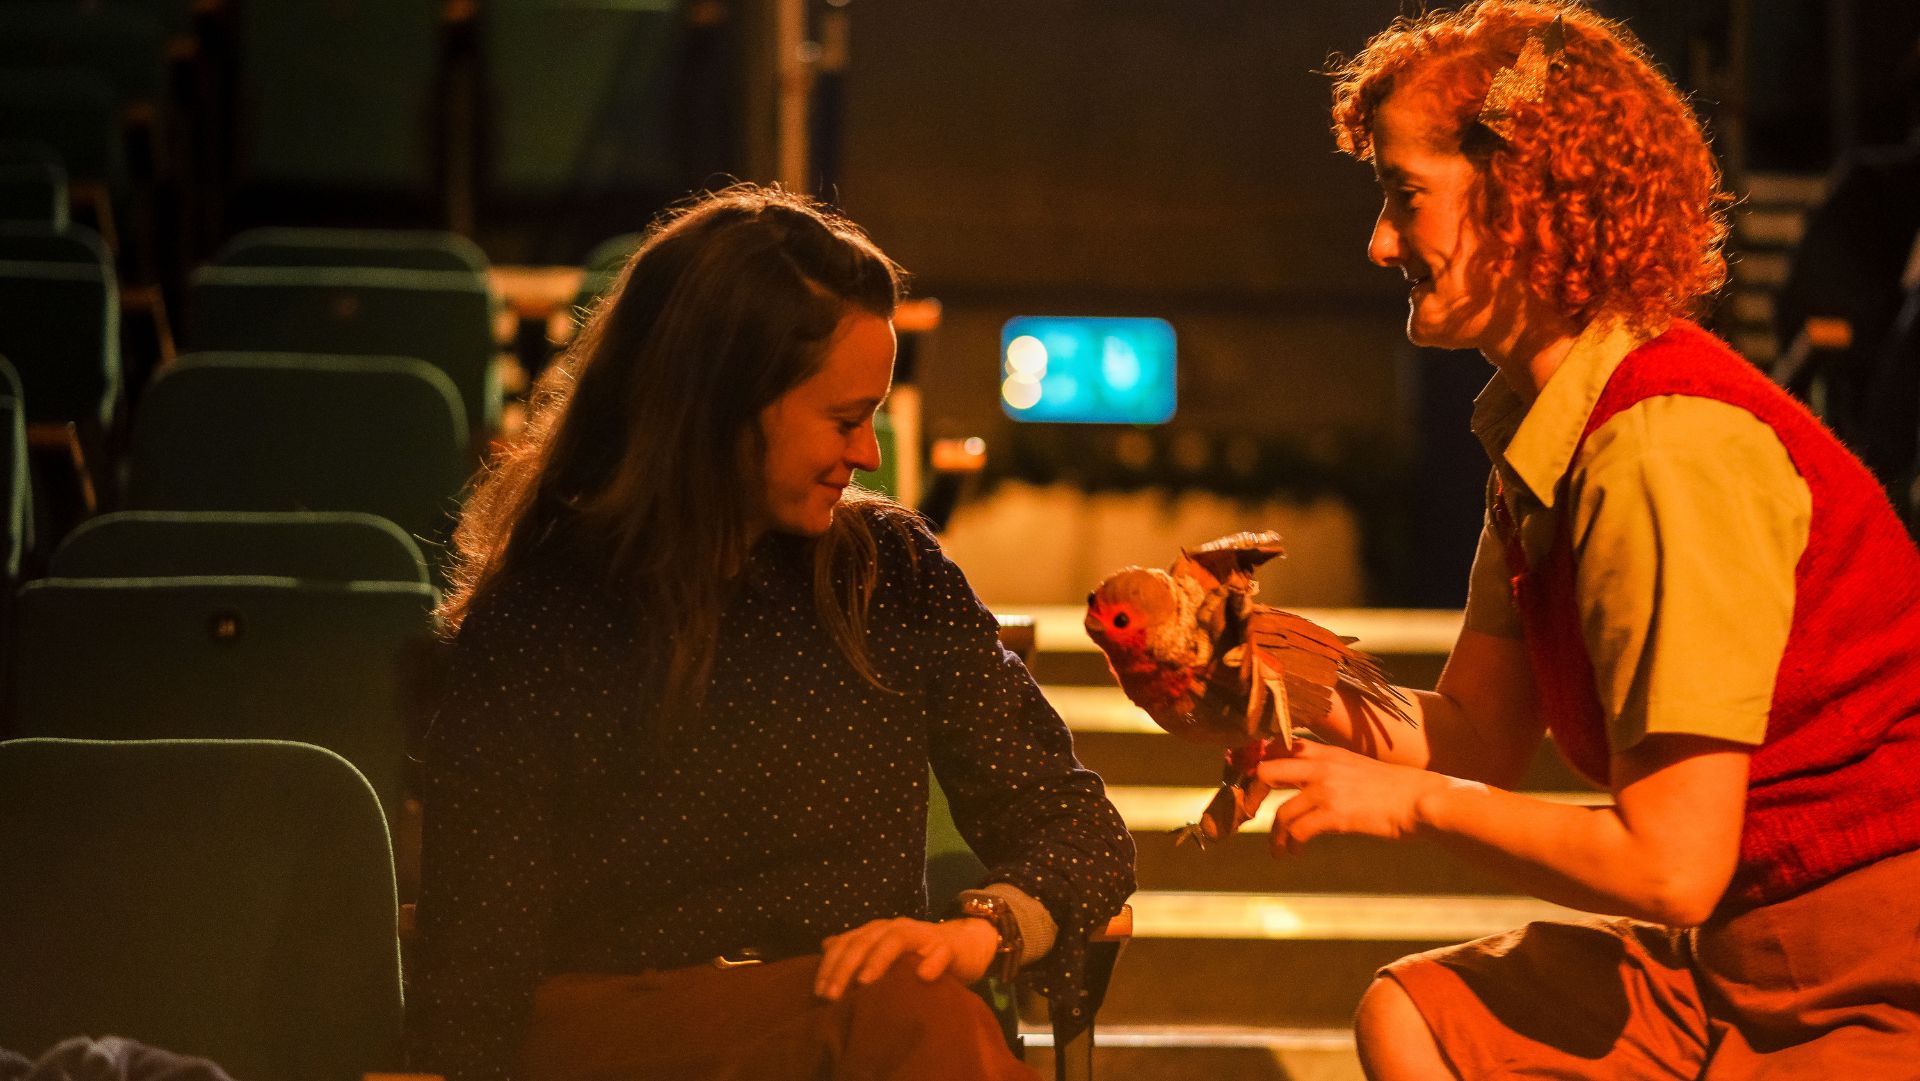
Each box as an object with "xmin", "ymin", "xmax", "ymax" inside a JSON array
[{"xmin": 999, "ymin": 316, "xmax": 1176, "ymax": 424}]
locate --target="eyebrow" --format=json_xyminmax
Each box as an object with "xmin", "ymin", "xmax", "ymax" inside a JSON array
[
  {"xmin": 831, "ymin": 396, "xmax": 886, "ymax": 414},
  {"xmin": 1375, "ymin": 164, "xmax": 1416, "ymax": 185}
]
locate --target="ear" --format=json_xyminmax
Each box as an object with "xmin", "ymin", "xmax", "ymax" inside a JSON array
[{"xmin": 1176, "ymin": 531, "xmax": 1287, "ymax": 590}]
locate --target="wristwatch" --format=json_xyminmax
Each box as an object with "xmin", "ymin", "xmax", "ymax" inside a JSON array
[{"xmin": 957, "ymin": 889, "xmax": 1023, "ymax": 986}]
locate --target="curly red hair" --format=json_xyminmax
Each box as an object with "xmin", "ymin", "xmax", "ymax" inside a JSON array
[{"xmin": 1330, "ymin": 0, "xmax": 1730, "ymax": 331}]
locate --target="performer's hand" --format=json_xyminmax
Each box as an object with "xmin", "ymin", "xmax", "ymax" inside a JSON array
[
  {"xmin": 815, "ymin": 915, "xmax": 998, "ymax": 1000},
  {"xmin": 1255, "ymin": 739, "xmax": 1450, "ymax": 855}
]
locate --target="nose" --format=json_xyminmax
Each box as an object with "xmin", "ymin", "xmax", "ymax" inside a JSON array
[
  {"xmin": 849, "ymin": 417, "xmax": 883, "ymax": 473},
  {"xmin": 1368, "ymin": 207, "xmax": 1401, "ymax": 268}
]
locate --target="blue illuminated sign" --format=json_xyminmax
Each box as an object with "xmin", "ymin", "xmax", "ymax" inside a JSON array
[{"xmin": 999, "ymin": 316, "xmax": 1176, "ymax": 424}]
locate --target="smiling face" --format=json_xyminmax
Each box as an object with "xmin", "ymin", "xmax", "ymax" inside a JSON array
[
  {"xmin": 1366, "ymin": 90, "xmax": 1529, "ymax": 355},
  {"xmin": 754, "ymin": 310, "xmax": 897, "ymax": 537}
]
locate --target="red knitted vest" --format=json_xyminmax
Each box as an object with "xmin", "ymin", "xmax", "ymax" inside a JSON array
[{"xmin": 1497, "ymin": 320, "xmax": 1920, "ymax": 911}]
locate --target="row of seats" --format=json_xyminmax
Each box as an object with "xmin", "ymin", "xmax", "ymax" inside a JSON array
[
  {"xmin": 1, "ymin": 221, "xmax": 500, "ymax": 450},
  {"xmin": 0, "ymin": 0, "xmax": 704, "ymax": 284},
  {"xmin": 0, "ymin": 214, "xmax": 1108, "ymax": 1077},
  {"xmin": 12, "ymin": 510, "xmax": 438, "ymax": 815}
]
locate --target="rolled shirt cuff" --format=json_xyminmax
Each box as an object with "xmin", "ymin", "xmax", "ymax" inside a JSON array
[{"xmin": 980, "ymin": 881, "xmax": 1058, "ymax": 966}]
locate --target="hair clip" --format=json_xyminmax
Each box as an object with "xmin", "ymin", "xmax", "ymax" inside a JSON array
[{"xmin": 1477, "ymin": 14, "xmax": 1567, "ymax": 142}]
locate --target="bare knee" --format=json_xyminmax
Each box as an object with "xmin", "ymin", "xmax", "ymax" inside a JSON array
[{"xmin": 1355, "ymin": 976, "xmax": 1454, "ymax": 1081}]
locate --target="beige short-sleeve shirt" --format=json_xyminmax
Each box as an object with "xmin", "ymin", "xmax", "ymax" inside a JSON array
[{"xmin": 1460, "ymin": 319, "xmax": 1812, "ymax": 752}]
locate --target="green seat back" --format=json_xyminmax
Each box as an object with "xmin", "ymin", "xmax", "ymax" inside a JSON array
[
  {"xmin": 569, "ymin": 231, "xmax": 645, "ymax": 327},
  {"xmin": 924, "ymin": 768, "xmax": 990, "ymax": 905},
  {"xmin": 103, "ymin": 0, "xmax": 201, "ymax": 39},
  {"xmin": 0, "ymin": 233, "xmax": 119, "ymax": 426},
  {"xmin": 0, "ymin": 220, "xmax": 119, "ymax": 264},
  {"xmin": 0, "ymin": 737, "xmax": 402, "ymax": 1081},
  {"xmin": 52, "ymin": 510, "xmax": 430, "ymax": 585},
  {"xmin": 214, "ymin": 226, "xmax": 490, "ymax": 278},
  {"xmin": 0, "ymin": 6, "xmax": 169, "ymax": 108},
  {"xmin": 0, "ymin": 358, "xmax": 20, "ymax": 714},
  {"xmin": 0, "ymin": 357, "xmax": 26, "ymax": 581},
  {"xmin": 859, "ymin": 408, "xmax": 899, "ymax": 499},
  {"xmin": 0, "ymin": 69, "xmax": 123, "ymax": 190},
  {"xmin": 483, "ymin": 2, "xmax": 679, "ymax": 202},
  {"xmin": 924, "ymin": 769, "xmax": 1019, "ymax": 1052},
  {"xmin": 235, "ymin": 0, "xmax": 439, "ymax": 191},
  {"xmin": 13, "ymin": 576, "xmax": 437, "ymax": 813},
  {"xmin": 125, "ymin": 353, "xmax": 469, "ymax": 570},
  {"xmin": 187, "ymin": 265, "xmax": 499, "ymax": 432},
  {"xmin": 0, "ymin": 157, "xmax": 67, "ymax": 229}
]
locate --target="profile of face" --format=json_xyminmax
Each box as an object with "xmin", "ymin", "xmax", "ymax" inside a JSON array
[
  {"xmin": 755, "ymin": 310, "xmax": 897, "ymax": 536},
  {"xmin": 1367, "ymin": 90, "xmax": 1531, "ymax": 355}
]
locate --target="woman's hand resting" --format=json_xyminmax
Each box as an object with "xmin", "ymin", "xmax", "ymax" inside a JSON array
[{"xmin": 814, "ymin": 915, "xmax": 1000, "ymax": 1000}]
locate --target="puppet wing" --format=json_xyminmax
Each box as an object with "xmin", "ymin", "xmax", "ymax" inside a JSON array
[
  {"xmin": 1243, "ymin": 606, "xmax": 1414, "ymax": 739},
  {"xmin": 1175, "ymin": 531, "xmax": 1287, "ymax": 593}
]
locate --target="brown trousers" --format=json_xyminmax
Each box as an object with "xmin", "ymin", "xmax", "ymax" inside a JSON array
[
  {"xmin": 519, "ymin": 954, "xmax": 1038, "ymax": 1081},
  {"xmin": 1385, "ymin": 847, "xmax": 1920, "ymax": 1079}
]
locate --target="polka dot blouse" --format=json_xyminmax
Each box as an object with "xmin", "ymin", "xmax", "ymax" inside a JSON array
[{"xmin": 407, "ymin": 508, "xmax": 1136, "ymax": 1081}]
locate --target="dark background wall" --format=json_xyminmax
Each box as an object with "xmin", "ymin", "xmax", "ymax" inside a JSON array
[
  {"xmin": 836, "ymin": 3, "xmax": 1422, "ymax": 601},
  {"xmin": 813, "ymin": 0, "xmax": 1918, "ymax": 603}
]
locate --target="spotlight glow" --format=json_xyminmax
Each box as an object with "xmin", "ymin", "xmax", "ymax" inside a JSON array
[
  {"xmin": 1005, "ymin": 335, "xmax": 1049, "ymax": 380},
  {"xmin": 1002, "ymin": 376, "xmax": 1043, "ymax": 411}
]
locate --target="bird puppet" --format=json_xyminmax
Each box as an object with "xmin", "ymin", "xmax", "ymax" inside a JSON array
[{"xmin": 1084, "ymin": 531, "xmax": 1415, "ymax": 847}]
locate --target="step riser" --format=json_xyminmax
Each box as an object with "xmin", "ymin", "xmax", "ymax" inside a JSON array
[
  {"xmin": 1095, "ymin": 938, "xmax": 1447, "ymax": 1029},
  {"xmin": 1071, "ymin": 728, "xmax": 1604, "ymax": 793},
  {"xmin": 1022, "ymin": 1043, "xmax": 1362, "ymax": 1081},
  {"xmin": 1132, "ymin": 832, "xmax": 1519, "ymax": 896},
  {"xmin": 1032, "ymin": 650, "xmax": 1449, "ymax": 695}
]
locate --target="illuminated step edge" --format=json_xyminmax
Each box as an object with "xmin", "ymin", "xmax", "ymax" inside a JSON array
[
  {"xmin": 1108, "ymin": 784, "xmax": 1610, "ymax": 834},
  {"xmin": 1025, "ymin": 605, "xmax": 1462, "ymax": 656},
  {"xmin": 1126, "ymin": 890, "xmax": 1583, "ymax": 941},
  {"xmin": 1019, "ymin": 1024, "xmax": 1354, "ymax": 1052},
  {"xmin": 1041, "ymin": 684, "xmax": 1163, "ymax": 734}
]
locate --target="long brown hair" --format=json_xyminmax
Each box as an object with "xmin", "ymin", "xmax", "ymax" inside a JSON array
[{"xmin": 441, "ymin": 184, "xmax": 909, "ymax": 719}]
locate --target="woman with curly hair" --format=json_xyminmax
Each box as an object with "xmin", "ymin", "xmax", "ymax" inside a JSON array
[
  {"xmin": 1247, "ymin": 2, "xmax": 1920, "ymax": 1077},
  {"xmin": 407, "ymin": 184, "xmax": 1133, "ymax": 1081}
]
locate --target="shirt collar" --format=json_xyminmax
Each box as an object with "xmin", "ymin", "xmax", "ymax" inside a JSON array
[{"xmin": 1469, "ymin": 318, "xmax": 1651, "ymax": 509}]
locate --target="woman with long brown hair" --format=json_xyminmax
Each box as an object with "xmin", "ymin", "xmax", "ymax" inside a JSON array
[{"xmin": 408, "ymin": 184, "xmax": 1133, "ymax": 1081}]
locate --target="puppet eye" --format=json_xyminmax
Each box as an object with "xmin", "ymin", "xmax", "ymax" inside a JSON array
[
  {"xmin": 1112, "ymin": 612, "xmax": 1130, "ymax": 629},
  {"xmin": 1086, "ymin": 591, "xmax": 1096, "ymax": 607}
]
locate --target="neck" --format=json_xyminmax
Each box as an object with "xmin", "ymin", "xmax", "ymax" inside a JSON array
[{"xmin": 1483, "ymin": 310, "xmax": 1583, "ymax": 403}]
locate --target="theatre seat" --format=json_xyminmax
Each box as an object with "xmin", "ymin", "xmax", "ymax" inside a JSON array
[
  {"xmin": 186, "ymin": 264, "xmax": 499, "ymax": 434},
  {"xmin": 125, "ymin": 352, "xmax": 471, "ymax": 576},
  {"xmin": 213, "ymin": 226, "xmax": 490, "ymax": 279},
  {"xmin": 12, "ymin": 574, "xmax": 436, "ymax": 816},
  {"xmin": 51, "ymin": 509, "xmax": 430, "ymax": 585},
  {"xmin": 0, "ymin": 737, "xmax": 406, "ymax": 1081}
]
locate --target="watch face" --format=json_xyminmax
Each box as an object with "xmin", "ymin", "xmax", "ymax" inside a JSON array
[{"xmin": 962, "ymin": 896, "xmax": 1015, "ymax": 948}]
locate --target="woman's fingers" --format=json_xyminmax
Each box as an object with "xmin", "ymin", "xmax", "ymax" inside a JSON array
[
  {"xmin": 1256, "ymin": 737, "xmax": 1345, "ymax": 781},
  {"xmin": 913, "ymin": 940, "xmax": 954, "ymax": 981},
  {"xmin": 854, "ymin": 927, "xmax": 914, "ymax": 986},
  {"xmin": 1270, "ymin": 800, "xmax": 1334, "ymax": 856},
  {"xmin": 1269, "ymin": 781, "xmax": 1315, "ymax": 853},
  {"xmin": 817, "ymin": 917, "xmax": 955, "ymax": 1000},
  {"xmin": 815, "ymin": 920, "xmax": 887, "ymax": 999},
  {"xmin": 1259, "ymin": 740, "xmax": 1445, "ymax": 853}
]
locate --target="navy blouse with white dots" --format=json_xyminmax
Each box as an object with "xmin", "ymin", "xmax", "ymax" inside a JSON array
[{"xmin": 407, "ymin": 507, "xmax": 1135, "ymax": 1081}]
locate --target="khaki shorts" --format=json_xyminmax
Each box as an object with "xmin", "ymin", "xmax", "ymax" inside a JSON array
[{"xmin": 1384, "ymin": 847, "xmax": 1920, "ymax": 1079}]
